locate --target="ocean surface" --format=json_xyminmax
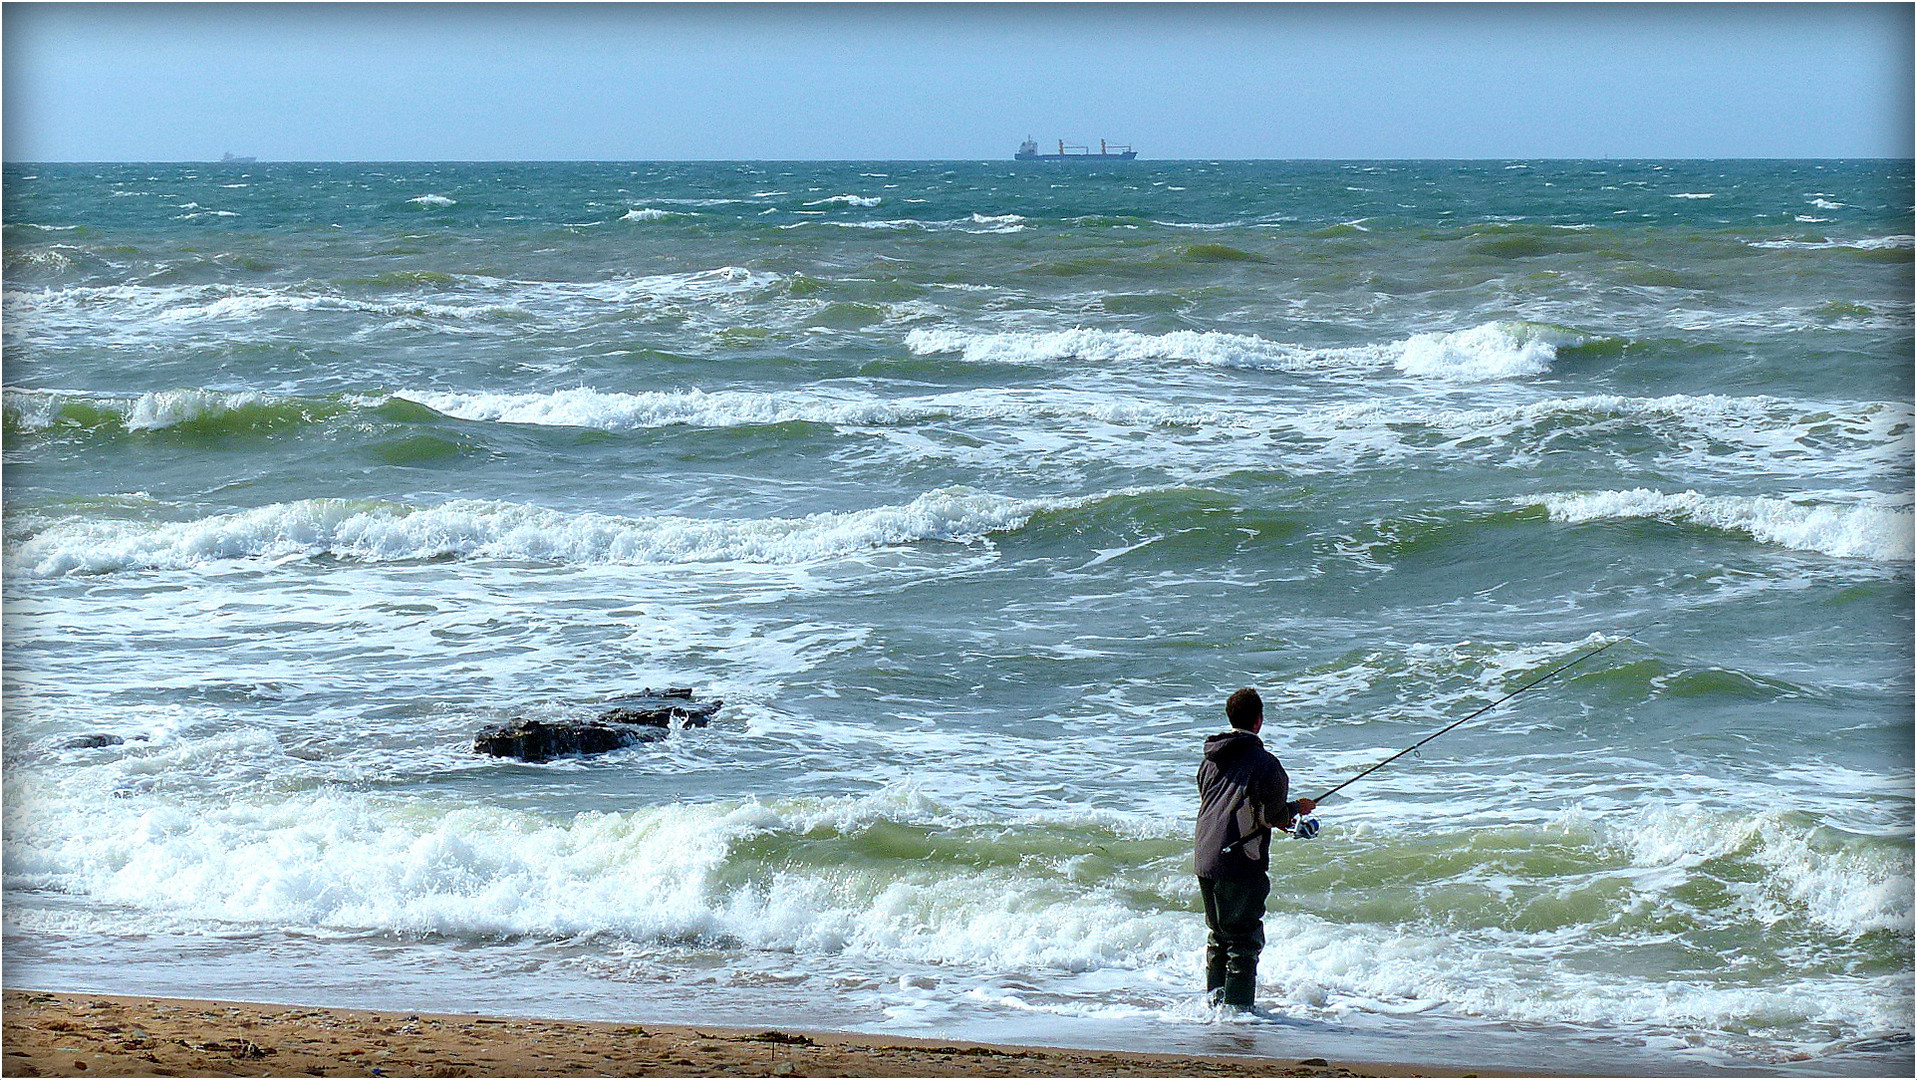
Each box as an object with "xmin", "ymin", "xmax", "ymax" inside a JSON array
[{"xmin": 2, "ymin": 159, "xmax": 1912, "ymax": 1076}]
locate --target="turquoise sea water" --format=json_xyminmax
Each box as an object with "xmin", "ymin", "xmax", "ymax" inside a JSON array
[{"xmin": 3, "ymin": 159, "xmax": 1912, "ymax": 1075}]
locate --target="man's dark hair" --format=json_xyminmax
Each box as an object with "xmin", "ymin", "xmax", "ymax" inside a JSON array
[{"xmin": 1224, "ymin": 687, "xmax": 1263, "ymax": 730}]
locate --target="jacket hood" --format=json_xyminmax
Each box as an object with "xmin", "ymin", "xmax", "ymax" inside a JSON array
[{"xmin": 1203, "ymin": 729, "xmax": 1263, "ymax": 765}]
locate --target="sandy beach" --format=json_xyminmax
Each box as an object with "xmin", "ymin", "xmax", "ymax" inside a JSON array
[{"xmin": 0, "ymin": 990, "xmax": 1531, "ymax": 1078}]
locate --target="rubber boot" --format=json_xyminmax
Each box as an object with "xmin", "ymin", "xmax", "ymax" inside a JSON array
[
  {"xmin": 1205, "ymin": 953, "xmax": 1228, "ymax": 1000},
  {"xmin": 1222, "ymin": 969, "xmax": 1258, "ymax": 1011}
]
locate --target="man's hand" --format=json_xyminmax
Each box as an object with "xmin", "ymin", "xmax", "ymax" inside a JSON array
[{"xmin": 1295, "ymin": 797, "xmax": 1317, "ymax": 815}]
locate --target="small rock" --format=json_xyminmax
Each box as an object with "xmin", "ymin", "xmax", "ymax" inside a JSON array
[
  {"xmin": 594, "ymin": 688, "xmax": 721, "ymax": 728},
  {"xmin": 57, "ymin": 734, "xmax": 125, "ymax": 750}
]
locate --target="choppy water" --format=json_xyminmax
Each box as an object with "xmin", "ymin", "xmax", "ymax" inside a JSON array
[{"xmin": 3, "ymin": 159, "xmax": 1912, "ymax": 1075}]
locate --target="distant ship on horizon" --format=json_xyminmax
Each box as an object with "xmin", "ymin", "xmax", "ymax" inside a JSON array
[
  {"xmin": 220, "ymin": 152, "xmax": 257, "ymax": 164},
  {"xmin": 1016, "ymin": 137, "xmax": 1136, "ymax": 161}
]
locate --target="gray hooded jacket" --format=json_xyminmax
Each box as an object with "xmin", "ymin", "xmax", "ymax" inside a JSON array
[{"xmin": 1193, "ymin": 729, "xmax": 1294, "ymax": 881}]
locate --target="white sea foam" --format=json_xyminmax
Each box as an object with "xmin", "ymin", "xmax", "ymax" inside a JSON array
[
  {"xmin": 2, "ymin": 266, "xmax": 779, "ymax": 340},
  {"xmin": 1535, "ymin": 489, "xmax": 1914, "ymax": 561},
  {"xmin": 5, "ymin": 488, "xmax": 1075, "ymax": 578},
  {"xmin": 1749, "ymin": 235, "xmax": 1914, "ymax": 251},
  {"xmin": 408, "ymin": 194, "xmax": 457, "ymax": 207},
  {"xmin": 4, "ymin": 776, "xmax": 1906, "ymax": 1046},
  {"xmin": 403, "ymin": 386, "xmax": 1210, "ymax": 432},
  {"xmin": 405, "ymin": 387, "xmax": 933, "ymax": 430},
  {"xmin": 904, "ymin": 326, "xmax": 1395, "ymax": 373},
  {"xmin": 620, "ymin": 207, "xmax": 687, "ymax": 222},
  {"xmin": 1, "ymin": 282, "xmax": 521, "ymax": 327},
  {"xmin": 803, "ymin": 195, "xmax": 882, "ymax": 208},
  {"xmin": 906, "ymin": 321, "xmax": 1583, "ymax": 382},
  {"xmin": 785, "ymin": 216, "xmax": 1026, "ymax": 234},
  {"xmin": 1616, "ymin": 805, "xmax": 1914, "ymax": 939},
  {"xmin": 1326, "ymin": 392, "xmax": 1912, "ymax": 469},
  {"xmin": 0, "ymin": 783, "xmax": 1186, "ymax": 971}
]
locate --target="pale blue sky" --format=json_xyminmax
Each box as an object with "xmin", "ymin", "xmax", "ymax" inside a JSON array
[{"xmin": 4, "ymin": 3, "xmax": 1911, "ymax": 161}]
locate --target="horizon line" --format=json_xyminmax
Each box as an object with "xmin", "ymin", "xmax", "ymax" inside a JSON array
[{"xmin": 7, "ymin": 155, "xmax": 1913, "ymax": 166}]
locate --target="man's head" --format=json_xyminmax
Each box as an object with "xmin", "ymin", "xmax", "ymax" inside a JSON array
[{"xmin": 1224, "ymin": 687, "xmax": 1263, "ymax": 731}]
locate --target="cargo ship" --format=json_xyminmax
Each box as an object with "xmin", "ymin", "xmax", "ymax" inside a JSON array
[{"xmin": 1016, "ymin": 137, "xmax": 1136, "ymax": 161}]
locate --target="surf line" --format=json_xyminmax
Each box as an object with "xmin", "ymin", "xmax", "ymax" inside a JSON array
[{"xmin": 1268, "ymin": 628, "xmax": 1647, "ymax": 845}]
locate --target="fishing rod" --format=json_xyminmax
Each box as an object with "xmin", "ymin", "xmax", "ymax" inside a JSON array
[{"xmin": 1226, "ymin": 630, "xmax": 1641, "ymax": 851}]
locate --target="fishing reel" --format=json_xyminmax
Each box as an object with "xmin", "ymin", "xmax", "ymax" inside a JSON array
[{"xmin": 1291, "ymin": 816, "xmax": 1320, "ymax": 840}]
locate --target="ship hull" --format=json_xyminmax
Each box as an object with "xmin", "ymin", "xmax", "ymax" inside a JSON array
[{"xmin": 1015, "ymin": 151, "xmax": 1137, "ymax": 161}]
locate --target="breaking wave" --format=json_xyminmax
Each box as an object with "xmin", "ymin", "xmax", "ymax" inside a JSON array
[
  {"xmin": 3, "ymin": 387, "xmax": 356, "ymax": 436},
  {"xmin": 401, "ymin": 387, "xmax": 1207, "ymax": 432},
  {"xmin": 1393, "ymin": 321, "xmax": 1586, "ymax": 380},
  {"xmin": 621, "ymin": 207, "xmax": 692, "ymax": 222},
  {"xmin": 1322, "ymin": 393, "xmax": 1912, "ymax": 475},
  {"xmin": 1535, "ymin": 489, "xmax": 1914, "ymax": 561},
  {"xmin": 1, "ymin": 267, "xmax": 779, "ymax": 336},
  {"xmin": 905, "ymin": 326, "xmax": 1394, "ymax": 372},
  {"xmin": 404, "ymin": 387, "xmax": 934, "ymax": 430},
  {"xmin": 905, "ymin": 321, "xmax": 1595, "ymax": 382},
  {"xmin": 6, "ymin": 488, "xmax": 1079, "ymax": 578},
  {"xmin": 1749, "ymin": 235, "xmax": 1915, "ymax": 251},
  {"xmin": 4, "ymin": 778, "xmax": 1905, "ymax": 1044},
  {"xmin": 789, "ymin": 215, "xmax": 1027, "ymax": 234}
]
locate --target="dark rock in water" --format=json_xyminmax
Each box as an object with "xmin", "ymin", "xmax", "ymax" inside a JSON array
[
  {"xmin": 58, "ymin": 733, "xmax": 126, "ymax": 750},
  {"xmin": 593, "ymin": 687, "xmax": 721, "ymax": 728},
  {"xmin": 472, "ymin": 688, "xmax": 722, "ymax": 762},
  {"xmin": 472, "ymin": 719, "xmax": 667, "ymax": 763}
]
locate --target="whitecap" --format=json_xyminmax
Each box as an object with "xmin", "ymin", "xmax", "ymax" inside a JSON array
[
  {"xmin": 1749, "ymin": 235, "xmax": 1914, "ymax": 251},
  {"xmin": 5, "ymin": 488, "xmax": 1083, "ymax": 577},
  {"xmin": 403, "ymin": 387, "xmax": 933, "ymax": 430},
  {"xmin": 1393, "ymin": 321, "xmax": 1583, "ymax": 381},
  {"xmin": 1535, "ymin": 488, "xmax": 1913, "ymax": 561},
  {"xmin": 124, "ymin": 389, "xmax": 286, "ymax": 431},
  {"xmin": 905, "ymin": 322, "xmax": 1583, "ymax": 383},
  {"xmin": 903, "ymin": 326, "xmax": 1395, "ymax": 373}
]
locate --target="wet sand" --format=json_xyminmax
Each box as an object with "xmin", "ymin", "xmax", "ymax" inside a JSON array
[{"xmin": 0, "ymin": 989, "xmax": 1517, "ymax": 1077}]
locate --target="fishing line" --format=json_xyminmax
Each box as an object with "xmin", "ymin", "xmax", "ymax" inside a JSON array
[
  {"xmin": 1310, "ymin": 630, "xmax": 1640, "ymax": 806},
  {"xmin": 1234, "ymin": 629, "xmax": 1656, "ymax": 847},
  {"xmin": 1220, "ymin": 627, "xmax": 1648, "ymax": 852}
]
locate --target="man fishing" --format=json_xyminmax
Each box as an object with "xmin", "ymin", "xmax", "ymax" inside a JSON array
[
  {"xmin": 1190, "ymin": 635, "xmax": 1628, "ymax": 1012},
  {"xmin": 1193, "ymin": 687, "xmax": 1315, "ymax": 1012}
]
